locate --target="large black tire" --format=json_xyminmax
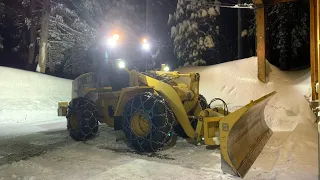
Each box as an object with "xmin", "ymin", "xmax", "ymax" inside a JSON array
[
  {"xmin": 121, "ymin": 92, "xmax": 175, "ymax": 152},
  {"xmin": 173, "ymin": 94, "xmax": 208, "ymax": 137},
  {"xmin": 66, "ymin": 97, "xmax": 99, "ymax": 141}
]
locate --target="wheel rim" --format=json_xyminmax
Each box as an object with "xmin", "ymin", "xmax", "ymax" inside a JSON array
[
  {"xmin": 131, "ymin": 111, "xmax": 150, "ymax": 137},
  {"xmin": 70, "ymin": 113, "xmax": 77, "ymax": 129}
]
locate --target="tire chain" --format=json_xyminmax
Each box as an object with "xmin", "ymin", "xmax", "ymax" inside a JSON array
[
  {"xmin": 67, "ymin": 97, "xmax": 99, "ymax": 141},
  {"xmin": 122, "ymin": 92, "xmax": 175, "ymax": 152}
]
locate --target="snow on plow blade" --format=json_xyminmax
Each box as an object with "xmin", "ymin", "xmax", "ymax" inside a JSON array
[{"xmin": 219, "ymin": 91, "xmax": 276, "ymax": 178}]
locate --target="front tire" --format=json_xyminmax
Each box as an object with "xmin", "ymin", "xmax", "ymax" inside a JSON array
[
  {"xmin": 121, "ymin": 92, "xmax": 175, "ymax": 152},
  {"xmin": 199, "ymin": 94, "xmax": 208, "ymax": 110},
  {"xmin": 173, "ymin": 94, "xmax": 208, "ymax": 137},
  {"xmin": 66, "ymin": 97, "xmax": 99, "ymax": 141}
]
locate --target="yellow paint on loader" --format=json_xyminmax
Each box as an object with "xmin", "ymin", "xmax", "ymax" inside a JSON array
[
  {"xmin": 138, "ymin": 74, "xmax": 197, "ymax": 138},
  {"xmin": 58, "ymin": 66, "xmax": 277, "ymax": 178},
  {"xmin": 220, "ymin": 91, "xmax": 276, "ymax": 177}
]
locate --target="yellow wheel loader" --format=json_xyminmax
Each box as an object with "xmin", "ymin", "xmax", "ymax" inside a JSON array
[{"xmin": 58, "ymin": 64, "xmax": 276, "ymax": 178}]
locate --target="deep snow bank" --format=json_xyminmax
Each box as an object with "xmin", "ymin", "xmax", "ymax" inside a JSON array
[
  {"xmin": 179, "ymin": 57, "xmax": 318, "ymax": 179},
  {"xmin": 0, "ymin": 58, "xmax": 317, "ymax": 179},
  {"xmin": 0, "ymin": 67, "xmax": 72, "ymax": 131},
  {"xmin": 178, "ymin": 57, "xmax": 315, "ymax": 132}
]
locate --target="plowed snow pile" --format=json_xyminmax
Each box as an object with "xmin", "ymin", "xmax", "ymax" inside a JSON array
[
  {"xmin": 0, "ymin": 57, "xmax": 317, "ymax": 180},
  {"xmin": 0, "ymin": 67, "xmax": 72, "ymax": 135},
  {"xmin": 179, "ymin": 57, "xmax": 318, "ymax": 179}
]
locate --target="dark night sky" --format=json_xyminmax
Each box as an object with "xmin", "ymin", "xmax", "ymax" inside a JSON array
[{"xmin": 0, "ymin": 0, "xmax": 250, "ymax": 70}]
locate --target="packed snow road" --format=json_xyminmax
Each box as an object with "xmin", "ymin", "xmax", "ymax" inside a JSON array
[
  {"xmin": 0, "ymin": 120, "xmax": 317, "ymax": 180},
  {"xmin": 0, "ymin": 57, "xmax": 318, "ymax": 180},
  {"xmin": 0, "ymin": 125, "xmax": 237, "ymax": 180}
]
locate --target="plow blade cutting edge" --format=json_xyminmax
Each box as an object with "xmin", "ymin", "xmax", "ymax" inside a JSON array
[{"xmin": 219, "ymin": 91, "xmax": 276, "ymax": 178}]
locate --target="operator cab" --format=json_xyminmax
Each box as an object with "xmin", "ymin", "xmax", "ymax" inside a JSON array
[
  {"xmin": 107, "ymin": 59, "xmax": 130, "ymax": 91},
  {"xmin": 93, "ymin": 32, "xmax": 152, "ymax": 91}
]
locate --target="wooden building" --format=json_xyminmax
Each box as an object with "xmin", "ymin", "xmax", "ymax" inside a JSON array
[{"xmin": 253, "ymin": 0, "xmax": 319, "ymax": 101}]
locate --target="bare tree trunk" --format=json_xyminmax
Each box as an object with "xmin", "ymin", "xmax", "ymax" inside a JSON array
[
  {"xmin": 237, "ymin": 0, "xmax": 243, "ymax": 59},
  {"xmin": 27, "ymin": 0, "xmax": 36, "ymax": 70},
  {"xmin": 22, "ymin": 2, "xmax": 28, "ymax": 65},
  {"xmin": 37, "ymin": 0, "xmax": 50, "ymax": 73}
]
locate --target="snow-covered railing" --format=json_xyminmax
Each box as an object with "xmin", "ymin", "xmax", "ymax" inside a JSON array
[{"xmin": 220, "ymin": 3, "xmax": 254, "ymax": 9}]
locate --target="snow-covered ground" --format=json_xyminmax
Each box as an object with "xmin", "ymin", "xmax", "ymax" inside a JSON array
[{"xmin": 0, "ymin": 57, "xmax": 318, "ymax": 180}]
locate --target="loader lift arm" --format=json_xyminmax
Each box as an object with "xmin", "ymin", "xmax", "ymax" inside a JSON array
[{"xmin": 137, "ymin": 71, "xmax": 201, "ymax": 139}]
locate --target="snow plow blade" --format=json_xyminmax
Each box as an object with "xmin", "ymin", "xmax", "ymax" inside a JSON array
[{"xmin": 219, "ymin": 91, "xmax": 276, "ymax": 178}]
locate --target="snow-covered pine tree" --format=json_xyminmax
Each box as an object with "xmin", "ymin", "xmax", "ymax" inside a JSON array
[
  {"xmin": 168, "ymin": 0, "xmax": 220, "ymax": 66},
  {"xmin": 48, "ymin": 1, "xmax": 98, "ymax": 76},
  {"xmin": 0, "ymin": 35, "xmax": 3, "ymax": 51},
  {"xmin": 267, "ymin": 0, "xmax": 309, "ymax": 70},
  {"xmin": 3, "ymin": 0, "xmax": 43, "ymax": 68},
  {"xmin": 47, "ymin": 0, "xmax": 145, "ymax": 77},
  {"xmin": 0, "ymin": 0, "xmax": 3, "ymax": 18},
  {"xmin": 0, "ymin": 0, "xmax": 4, "ymax": 51}
]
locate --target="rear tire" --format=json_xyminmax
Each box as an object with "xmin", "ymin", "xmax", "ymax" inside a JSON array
[
  {"xmin": 67, "ymin": 97, "xmax": 99, "ymax": 141},
  {"xmin": 121, "ymin": 92, "xmax": 175, "ymax": 152}
]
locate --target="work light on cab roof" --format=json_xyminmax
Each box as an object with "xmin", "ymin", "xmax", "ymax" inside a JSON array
[
  {"xmin": 117, "ymin": 59, "xmax": 126, "ymax": 69},
  {"xmin": 107, "ymin": 33, "xmax": 120, "ymax": 48},
  {"xmin": 142, "ymin": 38, "xmax": 150, "ymax": 51}
]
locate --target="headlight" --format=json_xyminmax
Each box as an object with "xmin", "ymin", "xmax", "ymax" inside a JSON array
[
  {"xmin": 118, "ymin": 61, "xmax": 126, "ymax": 69},
  {"xmin": 113, "ymin": 34, "xmax": 120, "ymax": 41},
  {"xmin": 108, "ymin": 38, "xmax": 117, "ymax": 47},
  {"xmin": 142, "ymin": 38, "xmax": 151, "ymax": 51},
  {"xmin": 107, "ymin": 33, "xmax": 120, "ymax": 47},
  {"xmin": 142, "ymin": 43, "xmax": 150, "ymax": 51},
  {"xmin": 161, "ymin": 64, "xmax": 170, "ymax": 71}
]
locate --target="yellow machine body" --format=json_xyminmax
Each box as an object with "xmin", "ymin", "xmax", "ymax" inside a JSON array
[
  {"xmin": 59, "ymin": 70, "xmax": 202, "ymax": 138},
  {"xmin": 58, "ymin": 68, "xmax": 276, "ymax": 178},
  {"xmin": 195, "ymin": 92, "xmax": 276, "ymax": 177}
]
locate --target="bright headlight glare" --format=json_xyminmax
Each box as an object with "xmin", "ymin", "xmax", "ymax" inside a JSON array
[
  {"xmin": 143, "ymin": 38, "xmax": 147, "ymax": 44},
  {"xmin": 113, "ymin": 34, "xmax": 120, "ymax": 40},
  {"xmin": 164, "ymin": 66, "xmax": 170, "ymax": 72},
  {"xmin": 118, "ymin": 61, "xmax": 125, "ymax": 68},
  {"xmin": 108, "ymin": 38, "xmax": 117, "ymax": 47},
  {"xmin": 142, "ymin": 43, "xmax": 150, "ymax": 51}
]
